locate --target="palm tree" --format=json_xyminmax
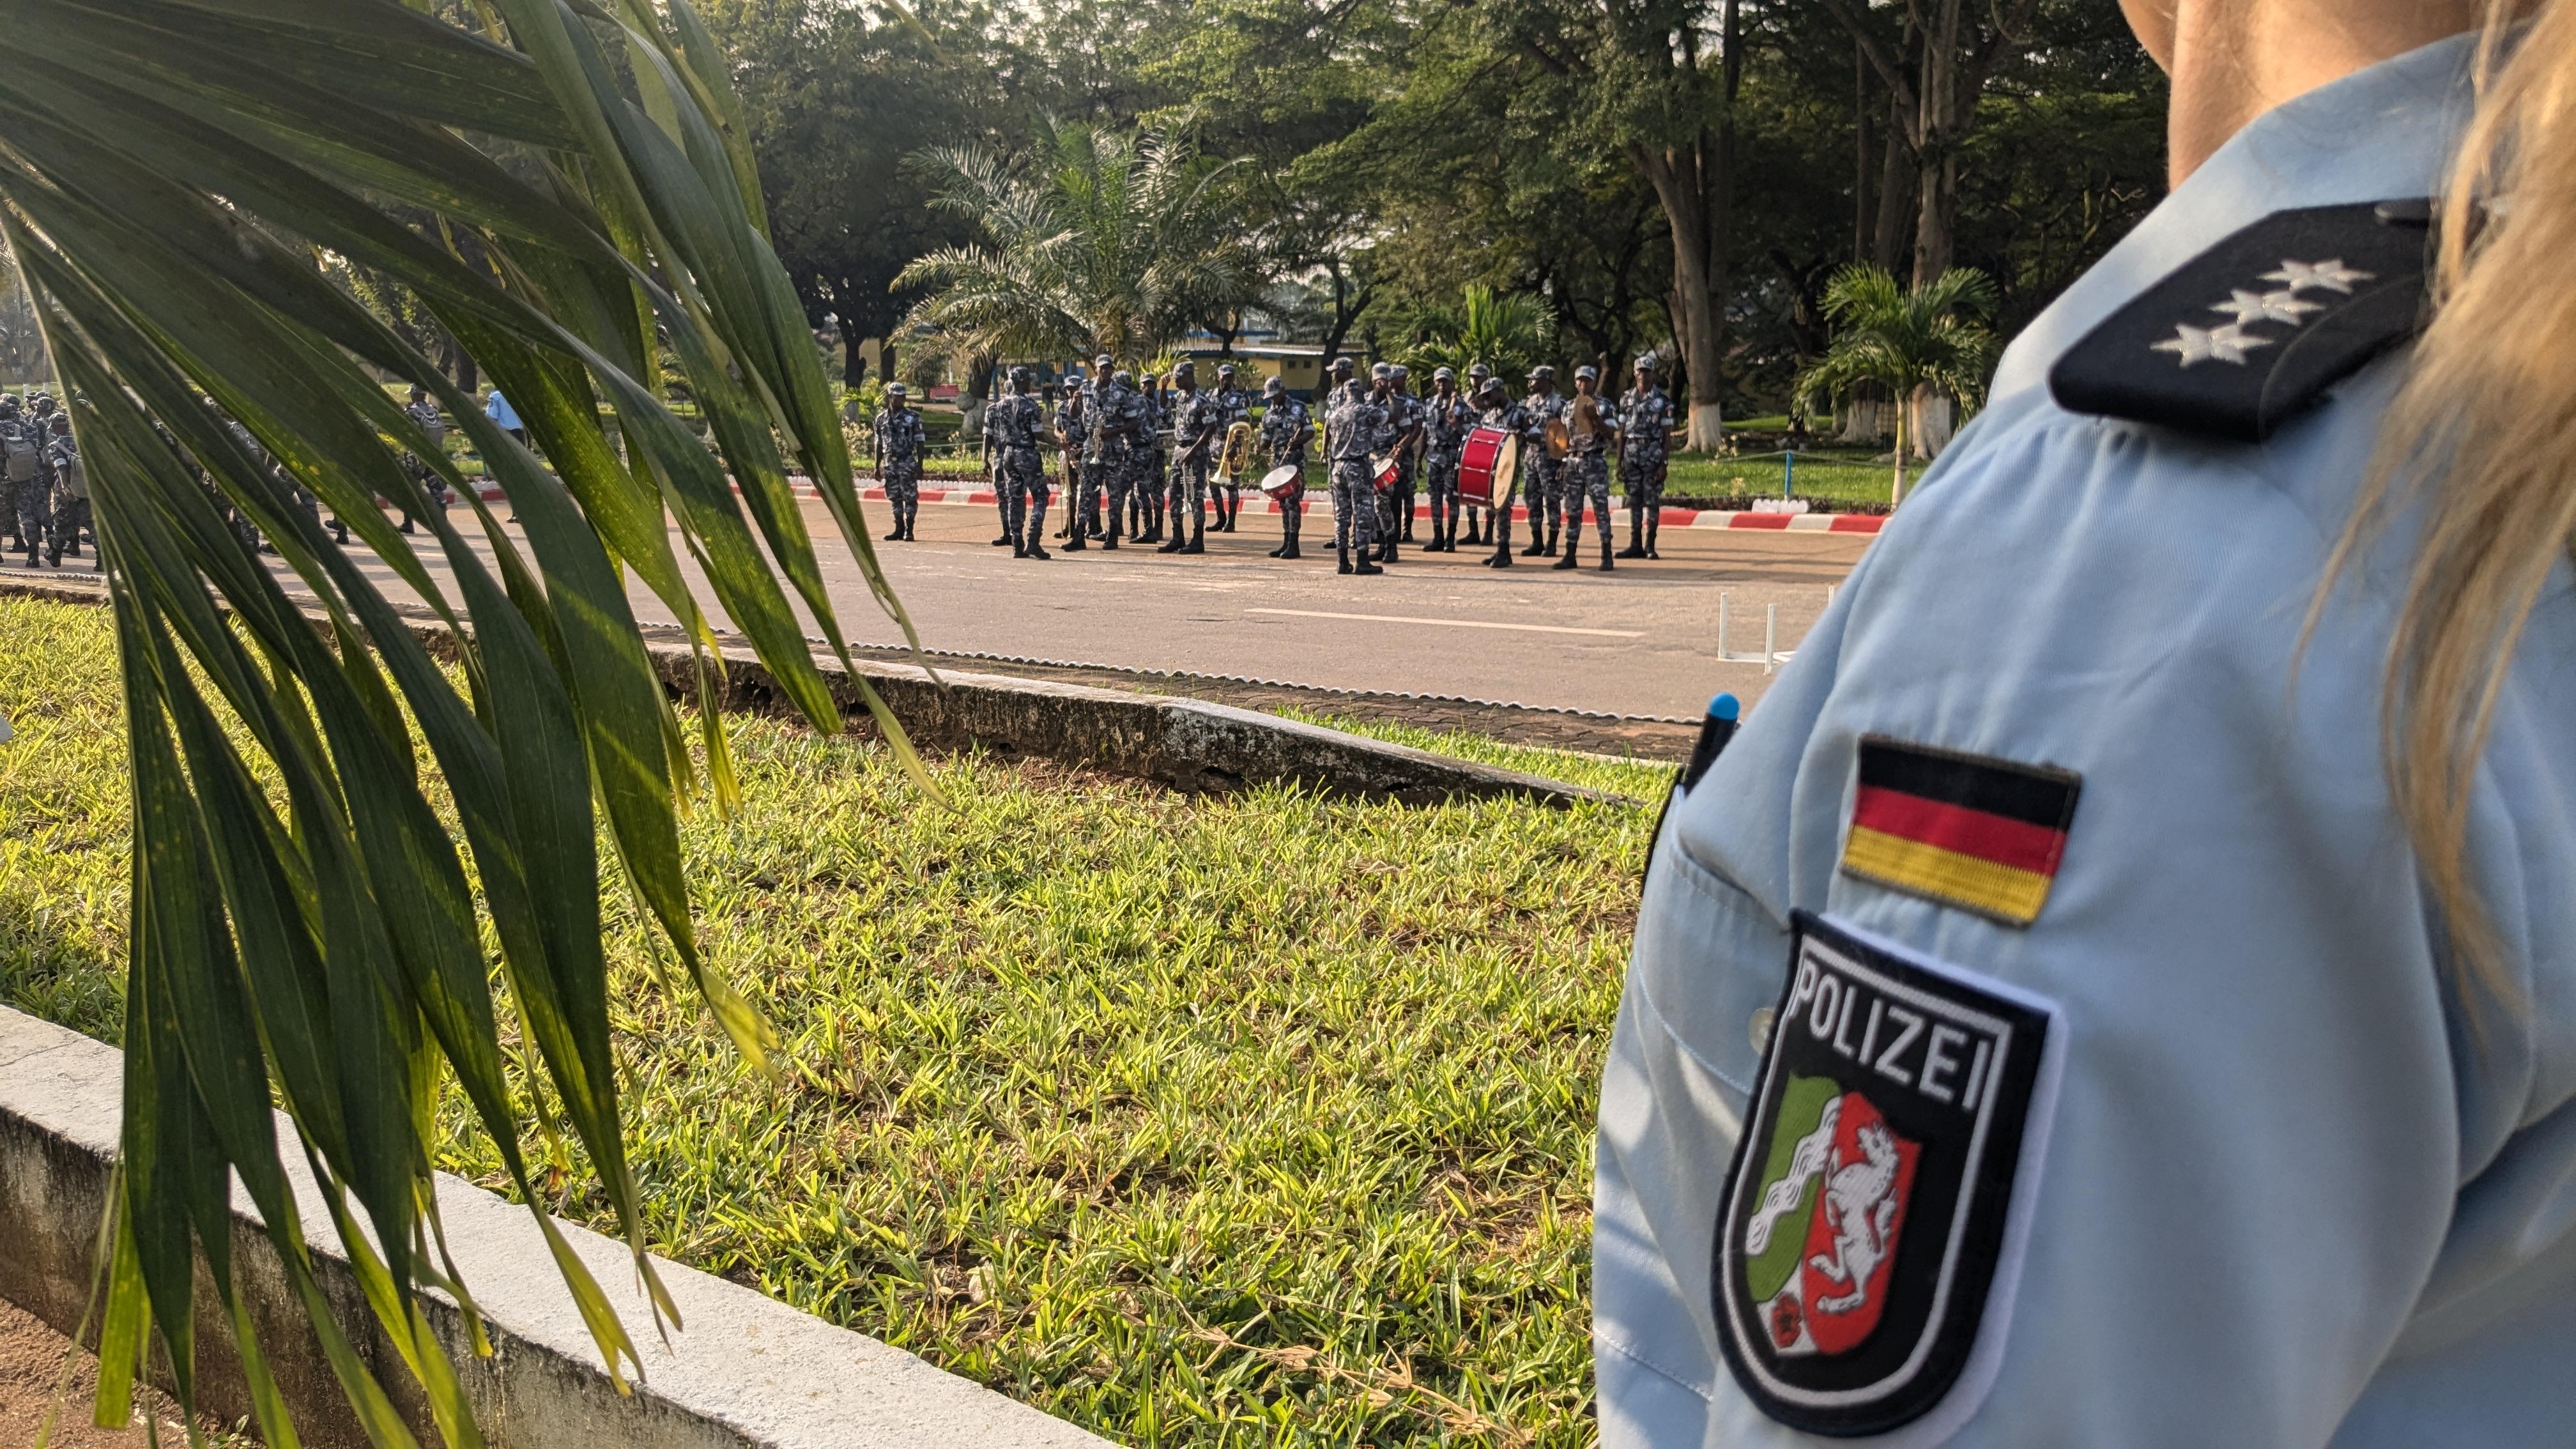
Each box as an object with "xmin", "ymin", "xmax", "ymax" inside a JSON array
[
  {"xmin": 1797, "ymin": 265, "xmax": 2001, "ymax": 503},
  {"xmin": 1406, "ymin": 284, "xmax": 1552, "ymax": 389},
  {"xmin": 896, "ymin": 119, "xmax": 1254, "ymax": 367},
  {"xmin": 0, "ymin": 0, "xmax": 927, "ymax": 1441}
]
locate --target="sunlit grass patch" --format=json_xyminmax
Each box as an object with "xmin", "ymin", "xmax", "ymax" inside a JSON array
[{"xmin": 0, "ymin": 595, "xmax": 1643, "ymax": 1445}]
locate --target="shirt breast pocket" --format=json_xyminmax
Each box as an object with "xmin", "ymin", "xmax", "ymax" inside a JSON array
[{"xmin": 1632, "ymin": 830, "xmax": 1793, "ymax": 1108}]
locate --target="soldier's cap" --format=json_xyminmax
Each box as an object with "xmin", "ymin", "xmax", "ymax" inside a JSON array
[
  {"xmin": 1173, "ymin": 359, "xmax": 1195, "ymax": 377},
  {"xmin": 1370, "ymin": 362, "xmax": 1392, "ymax": 378},
  {"xmin": 1390, "ymin": 364, "xmax": 1409, "ymax": 379},
  {"xmin": 1329, "ymin": 356, "xmax": 1354, "ymax": 373},
  {"xmin": 48, "ymin": 415, "xmax": 68, "ymax": 431},
  {"xmin": 1114, "ymin": 370, "xmax": 1135, "ymax": 387},
  {"xmin": 884, "ymin": 381, "xmax": 908, "ymax": 398},
  {"xmin": 1531, "ymin": 364, "xmax": 1556, "ymax": 380},
  {"xmin": 1634, "ymin": 355, "xmax": 1659, "ymax": 371},
  {"xmin": 1008, "ymin": 364, "xmax": 1033, "ymax": 385},
  {"xmin": 1574, "ymin": 364, "xmax": 1598, "ymax": 381},
  {"xmin": 1468, "ymin": 362, "xmax": 1492, "ymax": 377},
  {"xmin": 1094, "ymin": 353, "xmax": 1114, "ymax": 369},
  {"xmin": 1432, "ymin": 366, "xmax": 1455, "ymax": 381},
  {"xmin": 1264, "ymin": 375, "xmax": 1286, "ymax": 392},
  {"xmin": 1216, "ymin": 362, "xmax": 1236, "ymax": 375}
]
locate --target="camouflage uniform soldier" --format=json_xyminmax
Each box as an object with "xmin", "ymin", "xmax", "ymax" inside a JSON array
[
  {"xmin": 1258, "ymin": 375, "xmax": 1312, "ymax": 560},
  {"xmin": 1459, "ymin": 364, "xmax": 1494, "ymax": 546},
  {"xmin": 398, "ymin": 385, "xmax": 452, "ymax": 535},
  {"xmin": 1112, "ymin": 371, "xmax": 1154, "ymax": 549},
  {"xmin": 1367, "ymin": 362, "xmax": 1403, "ymax": 563},
  {"xmin": 1324, "ymin": 360, "xmax": 1390, "ymax": 576},
  {"xmin": 2, "ymin": 399, "xmax": 51, "ymax": 567},
  {"xmin": 1134, "ymin": 374, "xmax": 1167, "ymax": 544},
  {"xmin": 45, "ymin": 415, "xmax": 92, "ymax": 570},
  {"xmin": 1520, "ymin": 365, "xmax": 1568, "ymax": 557},
  {"xmin": 1387, "ymin": 364, "xmax": 1425, "ymax": 544},
  {"xmin": 1616, "ymin": 356, "xmax": 1676, "ymax": 559},
  {"xmin": 873, "ymin": 382, "xmax": 926, "ymax": 541},
  {"xmin": 1159, "ymin": 360, "xmax": 1222, "ymax": 555},
  {"xmin": 1556, "ymin": 364, "xmax": 1616, "ymax": 571},
  {"xmin": 1476, "ymin": 377, "xmax": 1529, "ymax": 567},
  {"xmin": 1210, "ymin": 363, "xmax": 1251, "ymax": 532},
  {"xmin": 1054, "ymin": 369, "xmax": 1089, "ymax": 542},
  {"xmin": 1421, "ymin": 367, "xmax": 1473, "ymax": 552},
  {"xmin": 990, "ymin": 365, "xmax": 1052, "ymax": 559}
]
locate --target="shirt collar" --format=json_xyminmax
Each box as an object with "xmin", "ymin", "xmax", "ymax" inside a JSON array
[{"xmin": 1993, "ymin": 31, "xmax": 2481, "ymax": 403}]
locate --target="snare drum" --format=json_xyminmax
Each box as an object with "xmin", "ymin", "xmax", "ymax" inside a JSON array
[
  {"xmin": 1457, "ymin": 425, "xmax": 1518, "ymax": 507},
  {"xmin": 1260, "ymin": 463, "xmax": 1303, "ymax": 500},
  {"xmin": 1372, "ymin": 454, "xmax": 1400, "ymax": 493}
]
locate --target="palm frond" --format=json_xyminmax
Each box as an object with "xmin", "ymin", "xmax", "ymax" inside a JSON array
[{"xmin": 0, "ymin": 0, "xmax": 929, "ymax": 1440}]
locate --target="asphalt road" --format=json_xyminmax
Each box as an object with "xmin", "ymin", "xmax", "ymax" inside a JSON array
[{"xmin": 18, "ymin": 494, "xmax": 1869, "ymax": 724}]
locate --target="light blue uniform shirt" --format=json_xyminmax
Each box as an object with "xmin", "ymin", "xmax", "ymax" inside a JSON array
[
  {"xmin": 1598, "ymin": 34, "xmax": 2576, "ymax": 1446},
  {"xmin": 485, "ymin": 390, "xmax": 522, "ymax": 431}
]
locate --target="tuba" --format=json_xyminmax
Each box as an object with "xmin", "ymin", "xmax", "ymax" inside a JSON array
[{"xmin": 1217, "ymin": 420, "xmax": 1255, "ymax": 480}]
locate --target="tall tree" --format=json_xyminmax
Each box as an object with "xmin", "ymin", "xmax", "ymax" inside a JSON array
[
  {"xmin": 898, "ymin": 118, "xmax": 1256, "ymax": 364},
  {"xmin": 703, "ymin": 0, "xmax": 993, "ymax": 387}
]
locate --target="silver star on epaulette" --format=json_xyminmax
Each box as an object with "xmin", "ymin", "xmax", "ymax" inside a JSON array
[
  {"xmin": 2261, "ymin": 258, "xmax": 2374, "ymax": 294},
  {"xmin": 2152, "ymin": 322, "xmax": 2273, "ymax": 367},
  {"xmin": 2210, "ymin": 288, "xmax": 2322, "ymax": 325}
]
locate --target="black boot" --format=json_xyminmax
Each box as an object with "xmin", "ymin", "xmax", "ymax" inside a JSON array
[
  {"xmin": 1601, "ymin": 532, "xmax": 1615, "ymax": 570},
  {"xmin": 1354, "ymin": 548, "xmax": 1382, "ymax": 575},
  {"xmin": 1337, "ymin": 539, "xmax": 1353, "ymax": 575},
  {"xmin": 1552, "ymin": 537, "xmax": 1580, "ymax": 569},
  {"xmin": 1645, "ymin": 516, "xmax": 1661, "ymax": 558},
  {"xmin": 884, "ymin": 521, "xmax": 905, "ymax": 540},
  {"xmin": 1522, "ymin": 522, "xmax": 1547, "ymax": 556},
  {"xmin": 1280, "ymin": 534, "xmax": 1301, "ymax": 560},
  {"xmin": 1178, "ymin": 508, "xmax": 1204, "ymax": 554},
  {"xmin": 1618, "ymin": 510, "xmax": 1646, "ymax": 558}
]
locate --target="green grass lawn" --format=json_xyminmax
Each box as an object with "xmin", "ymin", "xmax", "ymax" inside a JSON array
[
  {"xmin": 0, "ymin": 595, "xmax": 1666, "ymax": 1446},
  {"xmin": 1662, "ymin": 448, "xmax": 1896, "ymax": 509}
]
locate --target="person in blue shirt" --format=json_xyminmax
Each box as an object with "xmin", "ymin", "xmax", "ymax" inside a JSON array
[
  {"xmin": 484, "ymin": 388, "xmax": 526, "ymax": 446},
  {"xmin": 1598, "ymin": 2, "xmax": 2576, "ymax": 1443}
]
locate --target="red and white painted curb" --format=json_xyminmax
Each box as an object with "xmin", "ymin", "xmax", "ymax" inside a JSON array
[{"xmin": 461, "ymin": 479, "xmax": 1887, "ymax": 535}]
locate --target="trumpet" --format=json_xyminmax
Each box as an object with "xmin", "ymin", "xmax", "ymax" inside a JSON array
[{"xmin": 1217, "ymin": 420, "xmax": 1255, "ymax": 480}]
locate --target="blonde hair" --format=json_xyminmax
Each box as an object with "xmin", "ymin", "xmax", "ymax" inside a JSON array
[{"xmin": 2336, "ymin": 0, "xmax": 2576, "ymax": 1000}]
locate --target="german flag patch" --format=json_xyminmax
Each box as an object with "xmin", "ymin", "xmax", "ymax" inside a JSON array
[{"xmin": 1839, "ymin": 737, "xmax": 2081, "ymax": 928}]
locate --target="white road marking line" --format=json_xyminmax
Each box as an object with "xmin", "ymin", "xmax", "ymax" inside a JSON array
[{"xmin": 1245, "ymin": 608, "xmax": 1643, "ymax": 638}]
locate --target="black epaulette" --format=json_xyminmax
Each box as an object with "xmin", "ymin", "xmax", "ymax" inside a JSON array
[{"xmin": 2048, "ymin": 200, "xmax": 2437, "ymax": 443}]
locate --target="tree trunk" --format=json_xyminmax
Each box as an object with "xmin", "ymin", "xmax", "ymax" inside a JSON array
[
  {"xmin": 879, "ymin": 337, "xmax": 898, "ymax": 392},
  {"xmin": 1839, "ymin": 386, "xmax": 1888, "ymax": 443},
  {"xmin": 1872, "ymin": 101, "xmax": 1914, "ymax": 272},
  {"xmin": 1891, "ymin": 404, "xmax": 1908, "ymax": 503},
  {"xmin": 1853, "ymin": 42, "xmax": 1872, "ymax": 263},
  {"xmin": 1912, "ymin": 0, "xmax": 1963, "ymax": 284},
  {"xmin": 1910, "ymin": 384, "xmax": 1954, "ymax": 459},
  {"xmin": 835, "ymin": 314, "xmax": 868, "ymax": 388},
  {"xmin": 1627, "ymin": 0, "xmax": 1739, "ymax": 454}
]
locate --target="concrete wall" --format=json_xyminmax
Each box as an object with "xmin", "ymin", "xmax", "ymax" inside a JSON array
[{"xmin": 0, "ymin": 1007, "xmax": 1113, "ymax": 1448}]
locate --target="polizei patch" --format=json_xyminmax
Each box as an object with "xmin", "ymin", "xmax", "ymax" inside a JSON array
[{"xmin": 1712, "ymin": 912, "xmax": 2062, "ymax": 1438}]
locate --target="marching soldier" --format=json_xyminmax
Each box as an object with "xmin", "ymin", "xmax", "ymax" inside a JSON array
[
  {"xmin": 1070, "ymin": 354, "xmax": 1112, "ymax": 542},
  {"xmin": 1520, "ymin": 365, "xmax": 1568, "ymax": 558},
  {"xmin": 1160, "ymin": 360, "xmax": 1221, "ymax": 554},
  {"xmin": 1139, "ymin": 372, "xmax": 1170, "ymax": 544},
  {"xmin": 873, "ymin": 381, "xmax": 926, "ymax": 541},
  {"xmin": 1557, "ymin": 365, "xmax": 1616, "ymax": 571},
  {"xmin": 1054, "ymin": 366, "xmax": 1089, "ymax": 544},
  {"xmin": 1388, "ymin": 364, "xmax": 1423, "ymax": 546},
  {"xmin": 2, "ymin": 397, "xmax": 49, "ymax": 567},
  {"xmin": 1615, "ymin": 355, "xmax": 1675, "ymax": 558},
  {"xmin": 1475, "ymin": 375, "xmax": 1528, "ymax": 567},
  {"xmin": 1258, "ymin": 374, "xmax": 1312, "ymax": 560},
  {"xmin": 1422, "ymin": 366, "xmax": 1475, "ymax": 552},
  {"xmin": 1324, "ymin": 358, "xmax": 1388, "ymax": 576},
  {"xmin": 398, "ymin": 385, "xmax": 451, "ymax": 535},
  {"xmin": 1367, "ymin": 362, "xmax": 1402, "ymax": 563},
  {"xmin": 1211, "ymin": 362, "xmax": 1251, "ymax": 532},
  {"xmin": 1459, "ymin": 364, "xmax": 1494, "ymax": 546},
  {"xmin": 45, "ymin": 414, "xmax": 91, "ymax": 571},
  {"xmin": 990, "ymin": 365, "xmax": 1052, "ymax": 559}
]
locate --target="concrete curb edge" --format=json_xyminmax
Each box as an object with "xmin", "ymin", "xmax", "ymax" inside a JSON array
[{"xmin": 0, "ymin": 1006, "xmax": 1116, "ymax": 1448}]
